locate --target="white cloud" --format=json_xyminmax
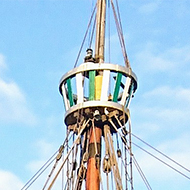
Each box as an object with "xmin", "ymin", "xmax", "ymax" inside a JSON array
[
  {"xmin": 131, "ymin": 44, "xmax": 190, "ymax": 131},
  {"xmin": 134, "ymin": 44, "xmax": 190, "ymax": 74},
  {"xmin": 0, "ymin": 79, "xmax": 36, "ymax": 125},
  {"xmin": 0, "ymin": 170, "xmax": 23, "ymax": 190},
  {"xmin": 143, "ymin": 86, "xmax": 190, "ymax": 104},
  {"xmin": 0, "ymin": 54, "xmax": 36, "ymax": 125},
  {"xmin": 131, "ymin": 84, "xmax": 190, "ymax": 140}
]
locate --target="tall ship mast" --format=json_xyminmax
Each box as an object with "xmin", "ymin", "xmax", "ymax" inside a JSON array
[
  {"xmin": 22, "ymin": 0, "xmax": 138, "ymax": 189},
  {"xmin": 51, "ymin": 0, "xmax": 137, "ymax": 189},
  {"xmin": 57, "ymin": 0, "xmax": 137, "ymax": 189}
]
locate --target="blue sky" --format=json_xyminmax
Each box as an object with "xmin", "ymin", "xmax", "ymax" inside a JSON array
[{"xmin": 0, "ymin": 0, "xmax": 190, "ymax": 189}]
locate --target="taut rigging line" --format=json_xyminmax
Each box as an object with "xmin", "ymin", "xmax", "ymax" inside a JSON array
[
  {"xmin": 20, "ymin": 130, "xmax": 74, "ymax": 190},
  {"xmin": 109, "ymin": 118, "xmax": 152, "ymax": 190},
  {"xmin": 114, "ymin": 109, "xmax": 190, "ymax": 182},
  {"xmin": 132, "ymin": 141, "xmax": 190, "ymax": 181},
  {"xmin": 131, "ymin": 133, "xmax": 190, "ymax": 173},
  {"xmin": 126, "ymin": 117, "xmax": 190, "ymax": 181},
  {"xmin": 20, "ymin": 150, "xmax": 58, "ymax": 190}
]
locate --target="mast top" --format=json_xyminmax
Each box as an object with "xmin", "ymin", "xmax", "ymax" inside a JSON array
[{"xmin": 95, "ymin": 0, "xmax": 106, "ymax": 63}]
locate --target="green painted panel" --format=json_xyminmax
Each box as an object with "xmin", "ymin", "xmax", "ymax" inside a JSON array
[
  {"xmin": 113, "ymin": 72, "xmax": 122, "ymax": 102},
  {"xmin": 66, "ymin": 78, "xmax": 74, "ymax": 106},
  {"xmin": 89, "ymin": 71, "xmax": 95, "ymax": 100}
]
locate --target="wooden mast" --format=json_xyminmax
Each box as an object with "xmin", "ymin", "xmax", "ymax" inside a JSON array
[
  {"xmin": 94, "ymin": 0, "xmax": 106, "ymax": 63},
  {"xmin": 86, "ymin": 0, "xmax": 106, "ymax": 190}
]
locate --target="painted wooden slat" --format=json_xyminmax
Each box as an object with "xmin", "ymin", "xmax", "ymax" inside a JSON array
[
  {"xmin": 76, "ymin": 73, "xmax": 84, "ymax": 103},
  {"xmin": 113, "ymin": 72, "xmax": 122, "ymax": 102},
  {"xmin": 95, "ymin": 75, "xmax": 102, "ymax": 100},
  {"xmin": 66, "ymin": 78, "xmax": 74, "ymax": 106},
  {"xmin": 126, "ymin": 82, "xmax": 134, "ymax": 108},
  {"xmin": 89, "ymin": 70, "xmax": 95, "ymax": 100},
  {"xmin": 101, "ymin": 70, "xmax": 110, "ymax": 101},
  {"xmin": 121, "ymin": 77, "xmax": 131, "ymax": 105},
  {"xmin": 61, "ymin": 83, "xmax": 69, "ymax": 110}
]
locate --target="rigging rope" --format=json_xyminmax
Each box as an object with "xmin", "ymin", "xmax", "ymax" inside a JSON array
[
  {"xmin": 109, "ymin": 118, "xmax": 152, "ymax": 190},
  {"xmin": 21, "ymin": 131, "xmax": 73, "ymax": 190},
  {"xmin": 62, "ymin": 144, "xmax": 65, "ymax": 190},
  {"xmin": 71, "ymin": 131, "xmax": 75, "ymax": 189},
  {"xmin": 132, "ymin": 156, "xmax": 152, "ymax": 190},
  {"xmin": 126, "ymin": 111, "xmax": 190, "ymax": 183},
  {"xmin": 21, "ymin": 130, "xmax": 78, "ymax": 190},
  {"xmin": 131, "ymin": 133, "xmax": 190, "ymax": 173},
  {"xmin": 115, "ymin": 0, "xmax": 123, "ymax": 35},
  {"xmin": 128, "ymin": 115, "xmax": 134, "ymax": 190},
  {"xmin": 110, "ymin": 0, "xmax": 131, "ymax": 68},
  {"xmin": 120, "ymin": 151, "xmax": 133, "ymax": 187},
  {"xmin": 21, "ymin": 151, "xmax": 58, "ymax": 190},
  {"xmin": 132, "ymin": 141, "xmax": 190, "ymax": 181},
  {"xmin": 74, "ymin": 3, "xmax": 97, "ymax": 68},
  {"xmin": 89, "ymin": 15, "xmax": 96, "ymax": 49},
  {"xmin": 42, "ymin": 146, "xmax": 63, "ymax": 190},
  {"xmin": 66, "ymin": 127, "xmax": 70, "ymax": 190},
  {"xmin": 47, "ymin": 119, "xmax": 90, "ymax": 190},
  {"xmin": 88, "ymin": 0, "xmax": 95, "ymax": 47},
  {"xmin": 106, "ymin": 124, "xmax": 123, "ymax": 190}
]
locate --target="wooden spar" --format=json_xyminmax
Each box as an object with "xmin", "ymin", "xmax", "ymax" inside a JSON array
[
  {"xmin": 86, "ymin": 124, "xmax": 102, "ymax": 190},
  {"xmin": 94, "ymin": 0, "xmax": 106, "ymax": 63},
  {"xmin": 86, "ymin": 0, "xmax": 106, "ymax": 189},
  {"xmin": 86, "ymin": 75, "xmax": 103, "ymax": 190}
]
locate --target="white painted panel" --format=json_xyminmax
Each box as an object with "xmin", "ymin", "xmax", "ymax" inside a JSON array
[
  {"xmin": 61, "ymin": 84, "xmax": 69, "ymax": 110},
  {"xmin": 101, "ymin": 70, "xmax": 110, "ymax": 101},
  {"xmin": 121, "ymin": 77, "xmax": 131, "ymax": 105},
  {"xmin": 126, "ymin": 93, "xmax": 133, "ymax": 109},
  {"xmin": 76, "ymin": 73, "xmax": 84, "ymax": 103}
]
